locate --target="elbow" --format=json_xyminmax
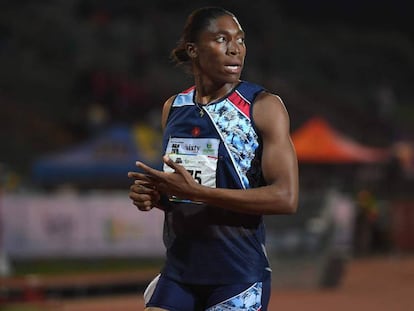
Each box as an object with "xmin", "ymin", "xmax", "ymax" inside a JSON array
[
  {"xmin": 273, "ymin": 190, "xmax": 298, "ymax": 215},
  {"xmin": 283, "ymin": 182, "xmax": 299, "ymax": 214},
  {"xmin": 286, "ymin": 189, "xmax": 299, "ymax": 214},
  {"xmin": 263, "ymin": 182, "xmax": 299, "ymax": 215},
  {"xmin": 284, "ymin": 199, "xmax": 298, "ymax": 214}
]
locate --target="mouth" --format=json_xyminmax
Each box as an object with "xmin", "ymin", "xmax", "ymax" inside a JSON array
[
  {"xmin": 224, "ymin": 64, "xmax": 242, "ymax": 74},
  {"xmin": 225, "ymin": 65, "xmax": 241, "ymax": 70}
]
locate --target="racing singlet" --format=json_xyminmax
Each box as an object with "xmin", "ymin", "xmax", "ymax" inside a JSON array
[{"xmin": 160, "ymin": 81, "xmax": 271, "ymax": 284}]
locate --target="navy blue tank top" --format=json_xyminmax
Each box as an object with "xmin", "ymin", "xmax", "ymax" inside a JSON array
[{"xmin": 160, "ymin": 81, "xmax": 271, "ymax": 284}]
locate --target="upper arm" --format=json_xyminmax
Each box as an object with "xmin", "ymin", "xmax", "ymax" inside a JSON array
[{"xmin": 252, "ymin": 92, "xmax": 299, "ymax": 205}]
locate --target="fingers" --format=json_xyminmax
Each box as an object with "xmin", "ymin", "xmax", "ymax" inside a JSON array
[
  {"xmin": 133, "ymin": 200, "xmax": 152, "ymax": 211},
  {"xmin": 128, "ymin": 160, "xmax": 173, "ymax": 211},
  {"xmin": 129, "ymin": 182, "xmax": 160, "ymax": 212},
  {"xmin": 128, "ymin": 159, "xmax": 164, "ymax": 180},
  {"xmin": 133, "ymin": 179, "xmax": 156, "ymax": 189},
  {"xmin": 127, "ymin": 171, "xmax": 153, "ymax": 182},
  {"xmin": 163, "ymin": 154, "xmax": 174, "ymax": 166},
  {"xmin": 162, "ymin": 155, "xmax": 180, "ymax": 171},
  {"xmin": 135, "ymin": 161, "xmax": 164, "ymax": 180},
  {"xmin": 162, "ymin": 155, "xmax": 186, "ymax": 174}
]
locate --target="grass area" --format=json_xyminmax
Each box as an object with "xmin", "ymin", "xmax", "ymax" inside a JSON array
[{"xmin": 10, "ymin": 257, "xmax": 164, "ymax": 276}]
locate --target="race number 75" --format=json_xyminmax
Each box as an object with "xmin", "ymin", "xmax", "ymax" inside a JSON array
[{"xmin": 187, "ymin": 170, "xmax": 202, "ymax": 184}]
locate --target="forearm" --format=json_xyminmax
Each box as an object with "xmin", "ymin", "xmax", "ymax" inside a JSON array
[{"xmin": 193, "ymin": 184, "xmax": 298, "ymax": 215}]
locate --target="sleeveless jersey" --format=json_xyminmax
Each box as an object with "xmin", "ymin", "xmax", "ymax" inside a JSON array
[{"xmin": 160, "ymin": 81, "xmax": 271, "ymax": 284}]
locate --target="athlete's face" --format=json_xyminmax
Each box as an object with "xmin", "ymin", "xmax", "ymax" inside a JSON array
[{"xmin": 189, "ymin": 14, "xmax": 246, "ymax": 85}]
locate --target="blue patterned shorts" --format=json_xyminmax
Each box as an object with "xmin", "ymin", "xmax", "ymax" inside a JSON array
[{"xmin": 144, "ymin": 273, "xmax": 271, "ymax": 311}]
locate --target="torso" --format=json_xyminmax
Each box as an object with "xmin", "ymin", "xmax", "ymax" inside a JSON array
[{"xmin": 161, "ymin": 81, "xmax": 271, "ymax": 284}]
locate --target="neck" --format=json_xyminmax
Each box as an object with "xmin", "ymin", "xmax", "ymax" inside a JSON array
[{"xmin": 194, "ymin": 78, "xmax": 239, "ymax": 105}]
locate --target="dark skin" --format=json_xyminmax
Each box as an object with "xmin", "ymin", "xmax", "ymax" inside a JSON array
[{"xmin": 128, "ymin": 14, "xmax": 299, "ymax": 216}]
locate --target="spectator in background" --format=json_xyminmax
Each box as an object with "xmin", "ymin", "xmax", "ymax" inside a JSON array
[{"xmin": 354, "ymin": 189, "xmax": 380, "ymax": 255}]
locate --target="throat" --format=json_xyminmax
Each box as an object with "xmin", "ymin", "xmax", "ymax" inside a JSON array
[{"xmin": 194, "ymin": 82, "xmax": 239, "ymax": 105}]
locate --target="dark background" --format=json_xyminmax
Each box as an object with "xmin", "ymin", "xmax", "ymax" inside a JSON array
[{"xmin": 0, "ymin": 0, "xmax": 412, "ymax": 181}]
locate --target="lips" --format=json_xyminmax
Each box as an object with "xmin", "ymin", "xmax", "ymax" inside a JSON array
[{"xmin": 224, "ymin": 64, "xmax": 242, "ymax": 74}]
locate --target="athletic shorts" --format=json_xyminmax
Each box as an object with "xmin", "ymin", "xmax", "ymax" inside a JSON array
[{"xmin": 143, "ymin": 273, "xmax": 271, "ymax": 311}]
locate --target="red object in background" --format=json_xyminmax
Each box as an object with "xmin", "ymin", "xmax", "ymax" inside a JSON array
[{"xmin": 291, "ymin": 117, "xmax": 390, "ymax": 164}]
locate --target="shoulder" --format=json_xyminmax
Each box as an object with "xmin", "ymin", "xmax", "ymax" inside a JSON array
[
  {"xmin": 255, "ymin": 91, "xmax": 285, "ymax": 108},
  {"xmin": 162, "ymin": 85, "xmax": 195, "ymax": 115},
  {"xmin": 161, "ymin": 95, "xmax": 177, "ymax": 130},
  {"xmin": 254, "ymin": 91, "xmax": 288, "ymax": 115},
  {"xmin": 252, "ymin": 91, "xmax": 290, "ymax": 134},
  {"xmin": 164, "ymin": 94, "xmax": 176, "ymax": 108}
]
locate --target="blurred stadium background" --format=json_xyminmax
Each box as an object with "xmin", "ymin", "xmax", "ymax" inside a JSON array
[{"xmin": 0, "ymin": 0, "xmax": 413, "ymax": 310}]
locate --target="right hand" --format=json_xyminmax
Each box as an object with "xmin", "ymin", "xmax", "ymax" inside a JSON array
[{"xmin": 128, "ymin": 173, "xmax": 161, "ymax": 211}]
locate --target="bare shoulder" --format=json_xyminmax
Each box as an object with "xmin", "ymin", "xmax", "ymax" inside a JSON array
[
  {"xmin": 162, "ymin": 95, "xmax": 176, "ymax": 112},
  {"xmin": 253, "ymin": 91, "xmax": 290, "ymax": 133},
  {"xmin": 161, "ymin": 95, "xmax": 177, "ymax": 130}
]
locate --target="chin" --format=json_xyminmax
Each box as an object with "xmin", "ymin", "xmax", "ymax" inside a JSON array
[{"xmin": 223, "ymin": 75, "xmax": 242, "ymax": 84}]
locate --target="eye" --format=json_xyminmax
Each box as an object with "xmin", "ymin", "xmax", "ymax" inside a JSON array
[
  {"xmin": 216, "ymin": 36, "xmax": 226, "ymax": 43},
  {"xmin": 237, "ymin": 37, "xmax": 245, "ymax": 44}
]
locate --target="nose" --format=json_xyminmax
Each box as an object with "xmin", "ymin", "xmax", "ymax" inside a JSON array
[{"xmin": 227, "ymin": 40, "xmax": 240, "ymax": 55}]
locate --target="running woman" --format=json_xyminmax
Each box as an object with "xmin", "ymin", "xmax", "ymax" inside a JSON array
[{"xmin": 128, "ymin": 7, "xmax": 299, "ymax": 311}]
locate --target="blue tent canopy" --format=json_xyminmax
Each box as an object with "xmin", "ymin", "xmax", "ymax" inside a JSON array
[{"xmin": 32, "ymin": 124, "xmax": 162, "ymax": 188}]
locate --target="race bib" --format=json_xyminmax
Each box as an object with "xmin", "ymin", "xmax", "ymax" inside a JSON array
[{"xmin": 164, "ymin": 137, "xmax": 220, "ymax": 203}]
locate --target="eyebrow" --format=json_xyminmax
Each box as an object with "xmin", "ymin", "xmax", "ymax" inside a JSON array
[{"xmin": 211, "ymin": 29, "xmax": 245, "ymax": 37}]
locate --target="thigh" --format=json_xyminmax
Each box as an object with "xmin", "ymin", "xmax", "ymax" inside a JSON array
[
  {"xmin": 206, "ymin": 276, "xmax": 271, "ymax": 311},
  {"xmin": 144, "ymin": 274, "xmax": 197, "ymax": 311}
]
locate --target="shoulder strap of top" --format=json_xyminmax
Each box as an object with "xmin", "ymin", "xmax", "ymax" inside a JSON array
[{"xmin": 236, "ymin": 81, "xmax": 266, "ymax": 104}]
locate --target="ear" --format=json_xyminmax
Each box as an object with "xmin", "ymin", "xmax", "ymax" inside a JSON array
[{"xmin": 186, "ymin": 43, "xmax": 198, "ymax": 59}]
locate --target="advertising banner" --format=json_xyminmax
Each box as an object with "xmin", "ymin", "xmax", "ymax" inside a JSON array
[{"xmin": 1, "ymin": 192, "xmax": 165, "ymax": 258}]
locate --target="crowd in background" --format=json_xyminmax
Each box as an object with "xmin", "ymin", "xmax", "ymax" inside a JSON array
[{"xmin": 0, "ymin": 0, "xmax": 413, "ymax": 190}]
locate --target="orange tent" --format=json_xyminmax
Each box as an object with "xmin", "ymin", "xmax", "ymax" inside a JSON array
[{"xmin": 291, "ymin": 117, "xmax": 390, "ymax": 163}]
